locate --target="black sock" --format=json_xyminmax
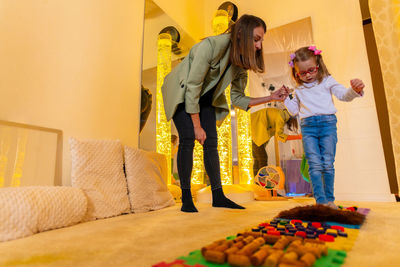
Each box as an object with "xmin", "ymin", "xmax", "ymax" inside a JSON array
[
  {"xmin": 181, "ymin": 189, "xmax": 198, "ymax": 212},
  {"xmin": 212, "ymin": 188, "xmax": 245, "ymax": 209}
]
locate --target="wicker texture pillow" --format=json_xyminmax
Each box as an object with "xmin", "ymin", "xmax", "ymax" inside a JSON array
[
  {"xmin": 124, "ymin": 146, "xmax": 175, "ymax": 213},
  {"xmin": 0, "ymin": 186, "xmax": 87, "ymax": 242},
  {"xmin": 70, "ymin": 138, "xmax": 130, "ymax": 220}
]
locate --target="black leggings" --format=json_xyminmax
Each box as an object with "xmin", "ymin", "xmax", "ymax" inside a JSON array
[{"xmin": 172, "ymin": 90, "xmax": 222, "ymax": 191}]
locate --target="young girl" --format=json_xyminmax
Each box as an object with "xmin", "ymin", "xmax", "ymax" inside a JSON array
[{"xmin": 282, "ymin": 46, "xmax": 364, "ymax": 208}]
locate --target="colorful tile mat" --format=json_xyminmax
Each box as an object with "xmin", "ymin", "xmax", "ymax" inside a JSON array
[{"xmin": 153, "ymin": 207, "xmax": 370, "ymax": 267}]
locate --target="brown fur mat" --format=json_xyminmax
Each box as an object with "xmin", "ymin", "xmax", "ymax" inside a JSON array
[{"xmin": 277, "ymin": 204, "xmax": 366, "ymax": 225}]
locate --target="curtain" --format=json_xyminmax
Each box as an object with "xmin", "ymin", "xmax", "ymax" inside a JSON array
[{"xmin": 369, "ymin": 0, "xmax": 400, "ymax": 191}]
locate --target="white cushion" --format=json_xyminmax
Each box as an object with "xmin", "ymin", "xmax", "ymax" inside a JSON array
[
  {"xmin": 70, "ymin": 138, "xmax": 130, "ymax": 220},
  {"xmin": 124, "ymin": 146, "xmax": 175, "ymax": 213},
  {"xmin": 0, "ymin": 186, "xmax": 87, "ymax": 242}
]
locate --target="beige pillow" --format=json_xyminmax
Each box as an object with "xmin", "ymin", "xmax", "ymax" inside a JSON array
[
  {"xmin": 70, "ymin": 138, "xmax": 130, "ymax": 220},
  {"xmin": 0, "ymin": 186, "xmax": 87, "ymax": 242},
  {"xmin": 124, "ymin": 146, "xmax": 175, "ymax": 213}
]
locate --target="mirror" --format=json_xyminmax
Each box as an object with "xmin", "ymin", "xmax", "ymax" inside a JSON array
[
  {"xmin": 0, "ymin": 120, "xmax": 62, "ymax": 187},
  {"xmin": 140, "ymin": 0, "xmax": 197, "ymax": 187},
  {"xmin": 140, "ymin": 0, "xmax": 195, "ymax": 150},
  {"xmin": 139, "ymin": 0, "xmax": 313, "ymax": 196}
]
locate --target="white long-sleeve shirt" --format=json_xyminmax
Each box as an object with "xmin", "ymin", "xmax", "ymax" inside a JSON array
[{"xmin": 284, "ymin": 76, "xmax": 362, "ymax": 119}]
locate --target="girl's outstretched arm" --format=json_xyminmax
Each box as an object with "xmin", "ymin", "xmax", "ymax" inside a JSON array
[{"xmin": 329, "ymin": 76, "xmax": 364, "ymax": 101}]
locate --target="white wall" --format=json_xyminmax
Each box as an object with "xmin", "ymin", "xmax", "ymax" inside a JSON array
[
  {"xmin": 201, "ymin": 0, "xmax": 393, "ymax": 201},
  {"xmin": 0, "ymin": 0, "xmax": 145, "ymax": 185}
]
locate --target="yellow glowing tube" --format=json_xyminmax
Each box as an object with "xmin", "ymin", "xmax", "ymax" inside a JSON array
[
  {"xmin": 237, "ymin": 75, "xmax": 254, "ymax": 184},
  {"xmin": 190, "ymin": 9, "xmax": 232, "ymax": 185},
  {"xmin": 11, "ymin": 131, "xmax": 28, "ymax": 187},
  {"xmin": 212, "ymin": 9, "xmax": 232, "ymax": 184},
  {"xmin": 212, "ymin": 10, "xmax": 230, "ymax": 35},
  {"xmin": 218, "ymin": 86, "xmax": 233, "ymax": 185},
  {"xmin": 156, "ymin": 33, "xmax": 172, "ymax": 184},
  {"xmin": 191, "ymin": 141, "xmax": 204, "ymax": 185}
]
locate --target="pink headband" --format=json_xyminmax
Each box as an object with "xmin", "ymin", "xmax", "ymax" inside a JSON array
[
  {"xmin": 308, "ymin": 45, "xmax": 322, "ymax": 55},
  {"xmin": 288, "ymin": 46, "xmax": 322, "ymax": 68}
]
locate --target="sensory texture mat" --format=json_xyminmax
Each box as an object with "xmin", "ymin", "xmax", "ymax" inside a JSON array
[{"xmin": 153, "ymin": 205, "xmax": 369, "ymax": 267}]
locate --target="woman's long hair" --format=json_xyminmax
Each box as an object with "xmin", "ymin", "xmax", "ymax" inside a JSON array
[{"xmin": 228, "ymin": 14, "xmax": 266, "ymax": 73}]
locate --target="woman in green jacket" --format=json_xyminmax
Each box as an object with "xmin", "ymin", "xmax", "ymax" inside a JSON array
[{"xmin": 162, "ymin": 14, "xmax": 286, "ymax": 212}]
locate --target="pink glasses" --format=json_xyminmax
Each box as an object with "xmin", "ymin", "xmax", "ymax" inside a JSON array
[{"xmin": 297, "ymin": 66, "xmax": 319, "ymax": 77}]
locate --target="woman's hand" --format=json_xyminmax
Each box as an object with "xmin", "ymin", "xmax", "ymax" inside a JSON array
[
  {"xmin": 194, "ymin": 126, "xmax": 207, "ymax": 145},
  {"xmin": 350, "ymin": 79, "xmax": 365, "ymax": 94},
  {"xmin": 248, "ymin": 86, "xmax": 291, "ymax": 107},
  {"xmin": 190, "ymin": 113, "xmax": 206, "ymax": 145},
  {"xmin": 270, "ymin": 86, "xmax": 290, "ymax": 101}
]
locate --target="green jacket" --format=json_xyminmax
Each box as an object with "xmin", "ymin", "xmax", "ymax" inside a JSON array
[{"xmin": 161, "ymin": 34, "xmax": 251, "ymax": 126}]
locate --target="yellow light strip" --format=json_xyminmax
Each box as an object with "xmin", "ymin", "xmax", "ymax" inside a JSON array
[
  {"xmin": 156, "ymin": 33, "xmax": 172, "ymax": 184},
  {"xmin": 191, "ymin": 141, "xmax": 204, "ymax": 184},
  {"xmin": 213, "ymin": 9, "xmax": 232, "ymax": 185},
  {"xmin": 11, "ymin": 131, "xmax": 28, "ymax": 187},
  {"xmin": 218, "ymin": 86, "xmax": 233, "ymax": 184},
  {"xmin": 237, "ymin": 75, "xmax": 254, "ymax": 184}
]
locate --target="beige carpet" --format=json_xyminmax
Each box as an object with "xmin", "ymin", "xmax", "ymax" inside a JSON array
[{"xmin": 0, "ymin": 199, "xmax": 399, "ymax": 266}]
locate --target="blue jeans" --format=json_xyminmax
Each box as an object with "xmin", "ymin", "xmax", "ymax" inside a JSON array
[{"xmin": 301, "ymin": 115, "xmax": 338, "ymax": 204}]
